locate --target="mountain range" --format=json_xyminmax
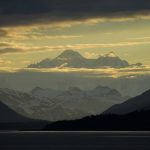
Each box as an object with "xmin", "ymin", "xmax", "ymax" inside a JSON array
[
  {"xmin": 28, "ymin": 50, "xmax": 132, "ymax": 68},
  {"xmin": 0, "ymin": 88, "xmax": 85, "ymax": 122},
  {"xmin": 0, "ymin": 87, "xmax": 150, "ymax": 130},
  {"xmin": 0, "ymin": 86, "xmax": 126, "ymax": 122},
  {"xmin": 31, "ymin": 86, "xmax": 127, "ymax": 115}
]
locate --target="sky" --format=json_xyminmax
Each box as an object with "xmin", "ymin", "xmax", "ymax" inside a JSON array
[{"xmin": 0, "ymin": 0, "xmax": 150, "ymax": 68}]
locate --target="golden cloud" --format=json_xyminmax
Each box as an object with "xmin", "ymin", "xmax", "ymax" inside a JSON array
[
  {"xmin": 1, "ymin": 40, "xmax": 150, "ymax": 55},
  {"xmin": 84, "ymin": 52, "xmax": 99, "ymax": 59},
  {"xmin": 0, "ymin": 66, "xmax": 149, "ymax": 78},
  {"xmin": 0, "ymin": 60, "xmax": 13, "ymax": 65}
]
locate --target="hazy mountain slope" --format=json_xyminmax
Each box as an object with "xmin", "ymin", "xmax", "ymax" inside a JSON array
[
  {"xmin": 28, "ymin": 50, "xmax": 130, "ymax": 68},
  {"xmin": 49, "ymin": 86, "xmax": 126, "ymax": 115},
  {"xmin": 104, "ymin": 89, "xmax": 150, "ymax": 115},
  {"xmin": 0, "ymin": 88, "xmax": 90, "ymax": 121},
  {"xmin": 0, "ymin": 88, "xmax": 52, "ymax": 116},
  {"xmin": 30, "ymin": 87, "xmax": 63, "ymax": 99},
  {"xmin": 0, "ymin": 86, "xmax": 127, "ymax": 122}
]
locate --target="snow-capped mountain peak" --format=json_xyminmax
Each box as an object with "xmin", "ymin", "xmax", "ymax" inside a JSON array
[
  {"xmin": 56, "ymin": 50, "xmax": 84, "ymax": 60},
  {"xmin": 106, "ymin": 51, "xmax": 118, "ymax": 58},
  {"xmin": 99, "ymin": 51, "xmax": 117, "ymax": 58}
]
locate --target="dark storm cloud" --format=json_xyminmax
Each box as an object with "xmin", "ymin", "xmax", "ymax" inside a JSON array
[{"xmin": 0, "ymin": 0, "xmax": 150, "ymax": 27}]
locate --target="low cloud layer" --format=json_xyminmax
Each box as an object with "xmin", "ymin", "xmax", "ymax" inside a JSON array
[
  {"xmin": 0, "ymin": 66, "xmax": 149, "ymax": 97},
  {"xmin": 0, "ymin": 66, "xmax": 149, "ymax": 78}
]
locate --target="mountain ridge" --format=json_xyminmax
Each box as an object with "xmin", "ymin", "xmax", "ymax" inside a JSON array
[
  {"xmin": 0, "ymin": 86, "xmax": 126, "ymax": 121},
  {"xmin": 28, "ymin": 50, "xmax": 132, "ymax": 68}
]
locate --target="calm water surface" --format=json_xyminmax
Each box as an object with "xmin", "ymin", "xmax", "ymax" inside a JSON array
[{"xmin": 0, "ymin": 131, "xmax": 150, "ymax": 150}]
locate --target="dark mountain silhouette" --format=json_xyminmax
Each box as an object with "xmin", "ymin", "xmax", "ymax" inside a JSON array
[
  {"xmin": 28, "ymin": 50, "xmax": 130, "ymax": 68},
  {"xmin": 44, "ymin": 110, "xmax": 150, "ymax": 131},
  {"xmin": 104, "ymin": 89, "xmax": 150, "ymax": 115},
  {"xmin": 44, "ymin": 89, "xmax": 150, "ymax": 131},
  {"xmin": 0, "ymin": 101, "xmax": 32, "ymax": 123}
]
